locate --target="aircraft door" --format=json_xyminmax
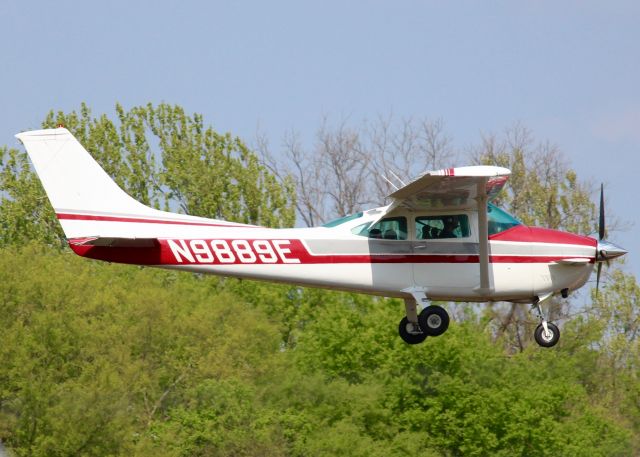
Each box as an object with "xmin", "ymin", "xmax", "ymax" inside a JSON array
[
  {"xmin": 357, "ymin": 215, "xmax": 414, "ymax": 293},
  {"xmin": 412, "ymin": 213, "xmax": 480, "ymax": 296}
]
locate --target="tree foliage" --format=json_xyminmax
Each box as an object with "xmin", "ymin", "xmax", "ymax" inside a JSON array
[
  {"xmin": 1, "ymin": 109, "xmax": 639, "ymax": 455},
  {"xmin": 0, "ymin": 243, "xmax": 637, "ymax": 456},
  {"xmin": 471, "ymin": 124, "xmax": 596, "ymax": 235},
  {"xmin": 0, "ymin": 146, "xmax": 61, "ymax": 247},
  {"xmin": 259, "ymin": 116, "xmax": 454, "ymax": 226},
  {"xmin": 1, "ymin": 103, "xmax": 296, "ymax": 248},
  {"xmin": 43, "ymin": 103, "xmax": 296, "ymax": 227}
]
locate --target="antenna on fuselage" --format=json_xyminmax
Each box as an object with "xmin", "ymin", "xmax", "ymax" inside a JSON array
[
  {"xmin": 381, "ymin": 174, "xmax": 399, "ymax": 191},
  {"xmin": 381, "ymin": 170, "xmax": 408, "ymax": 192},
  {"xmin": 388, "ymin": 170, "xmax": 406, "ymax": 187}
]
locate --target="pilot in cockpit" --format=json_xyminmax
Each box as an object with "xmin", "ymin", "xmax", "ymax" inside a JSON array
[{"xmin": 439, "ymin": 216, "xmax": 459, "ymax": 238}]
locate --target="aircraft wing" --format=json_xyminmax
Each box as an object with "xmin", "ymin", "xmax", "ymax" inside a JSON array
[{"xmin": 387, "ymin": 166, "xmax": 511, "ymax": 211}]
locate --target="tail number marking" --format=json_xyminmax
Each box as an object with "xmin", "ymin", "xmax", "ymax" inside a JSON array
[{"xmin": 166, "ymin": 239, "xmax": 301, "ymax": 264}]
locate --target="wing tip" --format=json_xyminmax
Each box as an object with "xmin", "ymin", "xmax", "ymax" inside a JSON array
[{"xmin": 427, "ymin": 165, "xmax": 511, "ymax": 177}]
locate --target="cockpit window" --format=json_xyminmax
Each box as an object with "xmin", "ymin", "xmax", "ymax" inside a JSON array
[
  {"xmin": 416, "ymin": 215, "xmax": 470, "ymax": 239},
  {"xmin": 322, "ymin": 212, "xmax": 364, "ymax": 228},
  {"xmin": 488, "ymin": 203, "xmax": 521, "ymax": 235},
  {"xmin": 353, "ymin": 216, "xmax": 408, "ymax": 240}
]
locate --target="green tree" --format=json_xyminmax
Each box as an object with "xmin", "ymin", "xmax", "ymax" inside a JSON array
[
  {"xmin": 589, "ymin": 269, "xmax": 640, "ymax": 439},
  {"xmin": 0, "ymin": 146, "xmax": 62, "ymax": 246},
  {"xmin": 41, "ymin": 103, "xmax": 296, "ymax": 227},
  {"xmin": 294, "ymin": 300, "xmax": 633, "ymax": 455},
  {"xmin": 472, "ymin": 124, "xmax": 596, "ymax": 234},
  {"xmin": 0, "ymin": 243, "xmax": 285, "ymax": 456},
  {"xmin": 1, "ymin": 103, "xmax": 297, "ymax": 248}
]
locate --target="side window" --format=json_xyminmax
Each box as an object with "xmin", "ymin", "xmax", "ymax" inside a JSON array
[
  {"xmin": 354, "ymin": 217, "xmax": 408, "ymax": 240},
  {"xmin": 416, "ymin": 215, "xmax": 470, "ymax": 240}
]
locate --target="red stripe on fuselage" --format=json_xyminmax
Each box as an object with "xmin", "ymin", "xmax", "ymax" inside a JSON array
[
  {"xmin": 67, "ymin": 238, "xmax": 595, "ymax": 266},
  {"xmin": 57, "ymin": 213, "xmax": 255, "ymax": 228}
]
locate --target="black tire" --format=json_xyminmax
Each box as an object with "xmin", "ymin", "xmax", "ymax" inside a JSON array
[
  {"xmin": 534, "ymin": 322, "xmax": 560, "ymax": 348},
  {"xmin": 418, "ymin": 305, "xmax": 450, "ymax": 337},
  {"xmin": 398, "ymin": 317, "xmax": 427, "ymax": 344}
]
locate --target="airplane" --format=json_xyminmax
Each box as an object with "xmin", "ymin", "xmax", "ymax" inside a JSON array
[{"xmin": 16, "ymin": 127, "xmax": 627, "ymax": 347}]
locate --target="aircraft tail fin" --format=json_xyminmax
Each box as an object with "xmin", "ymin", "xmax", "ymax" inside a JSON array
[
  {"xmin": 15, "ymin": 128, "xmax": 155, "ymax": 218},
  {"xmin": 17, "ymin": 127, "xmax": 257, "ymax": 241}
]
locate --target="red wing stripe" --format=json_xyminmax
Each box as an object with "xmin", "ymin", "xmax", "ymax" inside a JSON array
[{"xmin": 57, "ymin": 213, "xmax": 255, "ymax": 228}]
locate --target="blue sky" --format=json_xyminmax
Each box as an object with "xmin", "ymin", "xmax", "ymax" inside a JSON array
[{"xmin": 1, "ymin": 0, "xmax": 638, "ymax": 277}]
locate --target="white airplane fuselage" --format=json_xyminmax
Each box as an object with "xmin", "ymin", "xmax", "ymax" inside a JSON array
[
  {"xmin": 63, "ymin": 207, "xmax": 596, "ymax": 303},
  {"xmin": 19, "ymin": 127, "xmax": 621, "ymax": 347}
]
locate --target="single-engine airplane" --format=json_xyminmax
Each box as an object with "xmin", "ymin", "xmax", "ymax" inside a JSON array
[{"xmin": 16, "ymin": 128, "xmax": 627, "ymax": 347}]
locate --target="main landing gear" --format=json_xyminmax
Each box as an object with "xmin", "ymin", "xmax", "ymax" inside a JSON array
[
  {"xmin": 398, "ymin": 291, "xmax": 562, "ymax": 348},
  {"xmin": 398, "ymin": 296, "xmax": 450, "ymax": 345},
  {"xmin": 531, "ymin": 293, "xmax": 560, "ymax": 348}
]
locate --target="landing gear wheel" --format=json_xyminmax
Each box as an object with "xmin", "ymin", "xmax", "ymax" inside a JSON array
[
  {"xmin": 418, "ymin": 305, "xmax": 450, "ymax": 337},
  {"xmin": 534, "ymin": 322, "xmax": 560, "ymax": 348},
  {"xmin": 398, "ymin": 317, "xmax": 427, "ymax": 344}
]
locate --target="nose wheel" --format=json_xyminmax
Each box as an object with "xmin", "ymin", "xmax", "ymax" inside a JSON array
[
  {"xmin": 531, "ymin": 293, "xmax": 560, "ymax": 348},
  {"xmin": 534, "ymin": 322, "xmax": 560, "ymax": 347}
]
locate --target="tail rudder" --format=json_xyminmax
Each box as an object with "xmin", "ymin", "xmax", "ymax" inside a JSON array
[
  {"xmin": 16, "ymin": 127, "xmax": 256, "ymax": 242},
  {"xmin": 16, "ymin": 128, "xmax": 158, "ymax": 239},
  {"xmin": 16, "ymin": 128, "xmax": 153, "ymax": 216}
]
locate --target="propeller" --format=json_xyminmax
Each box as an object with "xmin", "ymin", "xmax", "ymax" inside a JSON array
[
  {"xmin": 595, "ymin": 183, "xmax": 627, "ymax": 296},
  {"xmin": 596, "ymin": 184, "xmax": 604, "ymax": 295},
  {"xmin": 599, "ymin": 183, "xmax": 605, "ymax": 241}
]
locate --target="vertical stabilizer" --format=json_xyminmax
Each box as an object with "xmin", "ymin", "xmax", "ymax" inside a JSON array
[
  {"xmin": 16, "ymin": 127, "xmax": 252, "ymax": 240},
  {"xmin": 15, "ymin": 128, "xmax": 156, "ymax": 217}
]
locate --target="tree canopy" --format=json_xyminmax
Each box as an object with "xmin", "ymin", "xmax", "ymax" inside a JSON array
[
  {"xmin": 1, "ymin": 103, "xmax": 296, "ymax": 248},
  {"xmin": 0, "ymin": 105, "xmax": 638, "ymax": 456}
]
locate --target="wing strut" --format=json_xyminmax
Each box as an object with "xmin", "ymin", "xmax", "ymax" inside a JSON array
[{"xmin": 476, "ymin": 180, "xmax": 491, "ymax": 293}]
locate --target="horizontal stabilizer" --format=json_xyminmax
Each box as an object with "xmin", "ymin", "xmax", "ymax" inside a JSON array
[{"xmin": 69, "ymin": 237, "xmax": 159, "ymax": 247}]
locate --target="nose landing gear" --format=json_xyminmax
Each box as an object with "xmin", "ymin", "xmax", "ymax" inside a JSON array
[
  {"xmin": 531, "ymin": 293, "xmax": 560, "ymax": 348},
  {"xmin": 534, "ymin": 321, "xmax": 560, "ymax": 347}
]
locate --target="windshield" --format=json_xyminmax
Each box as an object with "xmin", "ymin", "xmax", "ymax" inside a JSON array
[
  {"xmin": 322, "ymin": 212, "xmax": 364, "ymax": 228},
  {"xmin": 488, "ymin": 203, "xmax": 521, "ymax": 235}
]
